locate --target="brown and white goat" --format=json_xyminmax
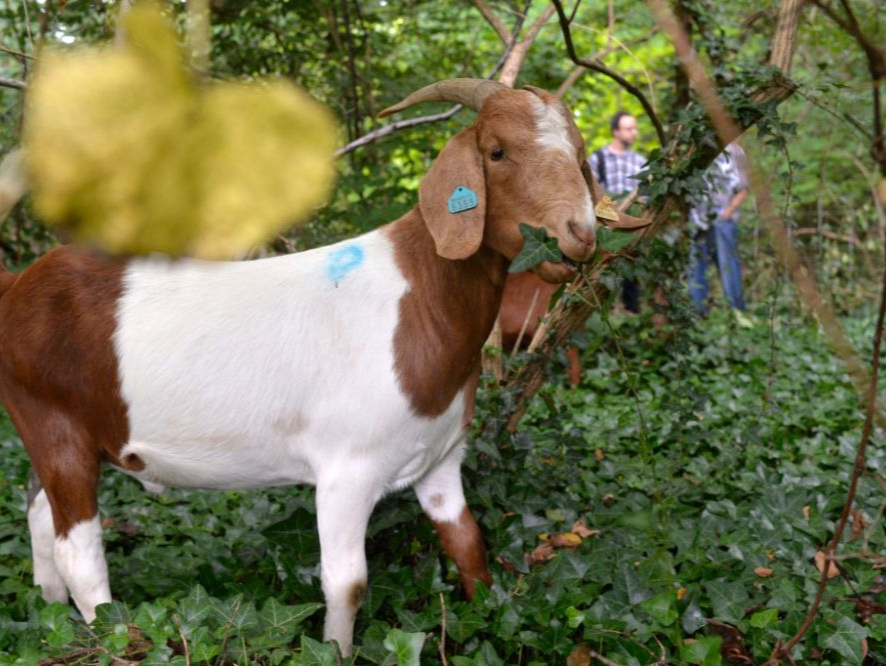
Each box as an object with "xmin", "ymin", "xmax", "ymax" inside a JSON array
[{"xmin": 0, "ymin": 79, "xmax": 598, "ymax": 655}]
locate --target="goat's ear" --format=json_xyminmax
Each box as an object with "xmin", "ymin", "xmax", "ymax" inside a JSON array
[
  {"xmin": 581, "ymin": 160, "xmax": 606, "ymax": 207},
  {"xmin": 419, "ymin": 128, "xmax": 485, "ymax": 260}
]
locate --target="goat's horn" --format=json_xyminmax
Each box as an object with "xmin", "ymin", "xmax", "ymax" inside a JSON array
[{"xmin": 378, "ymin": 79, "xmax": 509, "ymax": 118}]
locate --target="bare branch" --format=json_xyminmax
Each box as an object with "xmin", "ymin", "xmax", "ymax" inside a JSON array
[
  {"xmin": 470, "ymin": 0, "xmax": 512, "ymax": 44},
  {"xmin": 769, "ymin": 0, "xmax": 805, "ymax": 74},
  {"xmin": 0, "ymin": 76, "xmax": 25, "ymax": 91},
  {"xmin": 522, "ymin": 4, "xmax": 555, "ymax": 45},
  {"xmin": 550, "ymin": 0, "xmax": 668, "ymax": 147},
  {"xmin": 555, "ymin": 64, "xmax": 587, "ymax": 97},
  {"xmin": 0, "ymin": 43, "xmax": 32, "ymax": 60}
]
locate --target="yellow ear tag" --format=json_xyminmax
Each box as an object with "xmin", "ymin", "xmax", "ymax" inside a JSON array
[{"xmin": 594, "ymin": 195, "xmax": 620, "ymax": 223}]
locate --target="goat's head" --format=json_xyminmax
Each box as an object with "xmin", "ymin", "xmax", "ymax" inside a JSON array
[{"xmin": 380, "ymin": 79, "xmax": 597, "ymax": 283}]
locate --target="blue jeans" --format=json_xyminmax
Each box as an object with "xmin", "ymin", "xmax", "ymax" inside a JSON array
[{"xmin": 688, "ymin": 217, "xmax": 745, "ymax": 313}]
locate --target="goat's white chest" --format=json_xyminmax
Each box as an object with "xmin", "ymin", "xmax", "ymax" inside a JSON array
[{"xmin": 113, "ymin": 231, "xmax": 466, "ymax": 493}]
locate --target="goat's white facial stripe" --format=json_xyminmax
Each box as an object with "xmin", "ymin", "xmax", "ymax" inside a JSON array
[
  {"xmin": 583, "ymin": 190, "xmax": 597, "ymax": 230},
  {"xmin": 532, "ymin": 98, "xmax": 574, "ymax": 158}
]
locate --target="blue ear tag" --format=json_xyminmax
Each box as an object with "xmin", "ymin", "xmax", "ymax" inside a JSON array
[{"xmin": 447, "ymin": 186, "xmax": 479, "ymax": 214}]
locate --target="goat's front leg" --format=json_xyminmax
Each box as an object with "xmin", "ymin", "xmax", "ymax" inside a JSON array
[
  {"xmin": 316, "ymin": 475, "xmax": 377, "ymax": 656},
  {"xmin": 414, "ymin": 446, "xmax": 492, "ymax": 598}
]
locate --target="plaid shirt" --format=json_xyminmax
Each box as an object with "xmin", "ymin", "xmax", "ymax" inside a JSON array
[
  {"xmin": 689, "ymin": 144, "xmax": 749, "ymax": 229},
  {"xmin": 588, "ymin": 147, "xmax": 646, "ymax": 196}
]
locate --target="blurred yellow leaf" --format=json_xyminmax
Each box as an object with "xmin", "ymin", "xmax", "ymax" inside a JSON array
[{"xmin": 24, "ymin": 2, "xmax": 336, "ymax": 258}]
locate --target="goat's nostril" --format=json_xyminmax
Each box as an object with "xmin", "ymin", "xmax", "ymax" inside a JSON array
[{"xmin": 568, "ymin": 221, "xmax": 595, "ymax": 247}]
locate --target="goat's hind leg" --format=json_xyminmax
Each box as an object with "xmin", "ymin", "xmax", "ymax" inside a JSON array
[
  {"xmin": 27, "ymin": 470, "xmax": 67, "ymax": 603},
  {"xmin": 21, "ymin": 414, "xmax": 111, "ymax": 623},
  {"xmin": 414, "ymin": 445, "xmax": 492, "ymax": 598}
]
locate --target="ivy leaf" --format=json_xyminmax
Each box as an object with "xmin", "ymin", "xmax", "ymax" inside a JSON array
[
  {"xmin": 296, "ymin": 635, "xmax": 338, "ymax": 666},
  {"xmin": 749, "ymin": 608, "xmax": 779, "ymax": 629},
  {"xmin": 640, "ymin": 591, "xmax": 678, "ymax": 627},
  {"xmin": 509, "ymin": 224, "xmax": 563, "ymax": 273},
  {"xmin": 703, "ymin": 579, "xmax": 749, "ymax": 624},
  {"xmin": 39, "ymin": 604, "xmax": 75, "ymax": 649},
  {"xmin": 597, "ymin": 227, "xmax": 635, "ymax": 253},
  {"xmin": 445, "ymin": 608, "xmax": 487, "ymax": 643},
  {"xmin": 684, "ymin": 635, "xmax": 723, "ymax": 665},
  {"xmin": 382, "ymin": 628, "xmax": 426, "ymax": 666},
  {"xmin": 251, "ymin": 598, "xmax": 324, "ymax": 649},
  {"xmin": 821, "ymin": 615, "xmax": 867, "ymax": 665}
]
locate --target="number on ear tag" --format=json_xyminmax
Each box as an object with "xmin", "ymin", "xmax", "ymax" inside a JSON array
[{"xmin": 448, "ymin": 186, "xmax": 478, "ymax": 214}]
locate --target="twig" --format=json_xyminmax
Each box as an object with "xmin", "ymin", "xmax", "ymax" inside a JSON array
[
  {"xmin": 587, "ymin": 647, "xmax": 622, "ymax": 666},
  {"xmin": 0, "ymin": 43, "xmax": 32, "ymax": 60},
  {"xmin": 0, "ymin": 76, "xmax": 25, "ymax": 90},
  {"xmin": 512, "ymin": 287, "xmax": 541, "ymax": 355},
  {"xmin": 175, "ymin": 615, "xmax": 192, "ymax": 666},
  {"xmin": 551, "ymin": 0, "xmax": 667, "ymax": 147},
  {"xmin": 438, "ymin": 593, "xmax": 448, "ymax": 666},
  {"xmin": 471, "ymin": 0, "xmax": 512, "ymax": 44}
]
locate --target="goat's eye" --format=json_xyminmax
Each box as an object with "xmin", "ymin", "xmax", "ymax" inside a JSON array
[{"xmin": 490, "ymin": 147, "xmax": 505, "ymax": 161}]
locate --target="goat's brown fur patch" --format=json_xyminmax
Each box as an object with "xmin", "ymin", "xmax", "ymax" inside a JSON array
[
  {"xmin": 0, "ymin": 247, "xmax": 131, "ymax": 535},
  {"xmin": 428, "ymin": 506, "xmax": 492, "ymax": 598}
]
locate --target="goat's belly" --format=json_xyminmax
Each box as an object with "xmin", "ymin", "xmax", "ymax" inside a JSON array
[
  {"xmin": 117, "ymin": 437, "xmax": 317, "ymax": 490},
  {"xmin": 117, "ymin": 394, "xmax": 468, "ymax": 493}
]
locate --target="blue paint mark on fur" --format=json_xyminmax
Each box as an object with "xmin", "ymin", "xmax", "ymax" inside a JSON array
[{"xmin": 327, "ymin": 244, "xmax": 364, "ymax": 283}]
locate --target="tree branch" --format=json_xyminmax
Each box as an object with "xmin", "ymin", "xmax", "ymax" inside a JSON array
[
  {"xmin": 522, "ymin": 4, "xmax": 555, "ymax": 45},
  {"xmin": 0, "ymin": 76, "xmax": 25, "ymax": 91},
  {"xmin": 810, "ymin": 0, "xmax": 886, "ymax": 175},
  {"xmin": 470, "ymin": 0, "xmax": 511, "ymax": 44},
  {"xmin": 550, "ymin": 0, "xmax": 668, "ymax": 148}
]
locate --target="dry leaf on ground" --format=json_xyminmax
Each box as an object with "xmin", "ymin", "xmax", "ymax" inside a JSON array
[{"xmin": 814, "ymin": 549, "xmax": 840, "ymax": 579}]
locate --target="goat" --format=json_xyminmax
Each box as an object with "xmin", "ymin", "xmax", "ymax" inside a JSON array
[
  {"xmin": 499, "ymin": 271, "xmax": 582, "ymax": 387},
  {"xmin": 0, "ymin": 79, "xmax": 599, "ymax": 655}
]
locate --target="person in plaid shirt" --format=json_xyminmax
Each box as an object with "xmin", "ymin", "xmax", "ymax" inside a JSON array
[
  {"xmin": 589, "ymin": 111, "xmax": 646, "ymax": 312},
  {"xmin": 687, "ymin": 143, "xmax": 749, "ymax": 313}
]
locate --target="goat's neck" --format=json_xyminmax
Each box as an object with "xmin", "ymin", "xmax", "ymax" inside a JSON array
[{"xmin": 384, "ymin": 208, "xmax": 507, "ymax": 418}]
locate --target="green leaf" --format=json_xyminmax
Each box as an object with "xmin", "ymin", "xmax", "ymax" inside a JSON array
[
  {"xmin": 297, "ymin": 635, "xmax": 338, "ymax": 666},
  {"xmin": 251, "ymin": 598, "xmax": 324, "ymax": 649},
  {"xmin": 682, "ymin": 602, "xmax": 707, "ymax": 634},
  {"xmin": 703, "ymin": 579, "xmax": 749, "ymax": 624},
  {"xmin": 509, "ymin": 224, "xmax": 563, "ymax": 273},
  {"xmin": 821, "ymin": 615, "xmax": 867, "ymax": 665},
  {"xmin": 685, "ymin": 635, "xmax": 723, "ymax": 665},
  {"xmin": 750, "ymin": 608, "xmax": 779, "ymax": 629},
  {"xmin": 188, "ymin": 625, "xmax": 221, "ymax": 662},
  {"xmin": 382, "ymin": 628, "xmax": 425, "ymax": 666},
  {"xmin": 614, "ymin": 563, "xmax": 651, "ymax": 606},
  {"xmin": 445, "ymin": 608, "xmax": 487, "ymax": 643},
  {"xmin": 640, "ymin": 591, "xmax": 678, "ymax": 627},
  {"xmin": 596, "ymin": 227, "xmax": 635, "ymax": 253},
  {"xmin": 40, "ymin": 603, "xmax": 75, "ymax": 649}
]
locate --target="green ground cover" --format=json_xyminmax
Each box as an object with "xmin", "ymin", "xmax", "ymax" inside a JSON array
[{"xmin": 0, "ymin": 305, "xmax": 883, "ymax": 665}]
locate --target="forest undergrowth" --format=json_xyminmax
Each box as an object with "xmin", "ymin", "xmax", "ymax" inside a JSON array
[{"xmin": 0, "ymin": 301, "xmax": 883, "ymax": 666}]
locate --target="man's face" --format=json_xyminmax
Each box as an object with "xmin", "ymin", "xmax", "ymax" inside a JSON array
[{"xmin": 613, "ymin": 115, "xmax": 638, "ymax": 147}]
